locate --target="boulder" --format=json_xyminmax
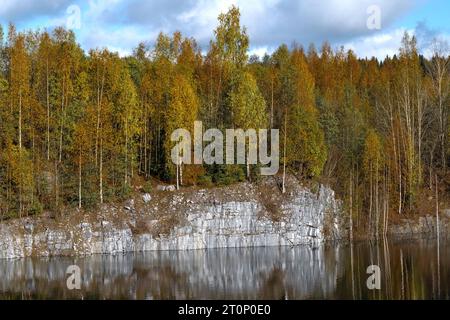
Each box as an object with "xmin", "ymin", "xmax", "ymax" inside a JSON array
[
  {"xmin": 124, "ymin": 199, "xmax": 135, "ymax": 211},
  {"xmin": 156, "ymin": 185, "xmax": 176, "ymax": 191},
  {"xmin": 166, "ymin": 185, "xmax": 176, "ymax": 191},
  {"xmin": 24, "ymin": 220, "xmax": 34, "ymax": 234},
  {"xmin": 142, "ymin": 193, "xmax": 152, "ymax": 203}
]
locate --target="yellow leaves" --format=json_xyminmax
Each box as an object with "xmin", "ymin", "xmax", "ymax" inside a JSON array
[
  {"xmin": 0, "ymin": 77, "xmax": 8, "ymax": 93},
  {"xmin": 363, "ymin": 129, "xmax": 383, "ymax": 176},
  {"xmin": 214, "ymin": 5, "xmax": 249, "ymax": 69},
  {"xmin": 229, "ymin": 71, "xmax": 267, "ymax": 130},
  {"xmin": 290, "ymin": 49, "xmax": 317, "ymax": 114},
  {"xmin": 167, "ymin": 73, "xmax": 199, "ymax": 137},
  {"xmin": 9, "ymin": 33, "xmax": 30, "ymax": 105},
  {"xmin": 165, "ymin": 73, "xmax": 200, "ymax": 177},
  {"xmin": 5, "ymin": 143, "xmax": 34, "ymax": 196}
]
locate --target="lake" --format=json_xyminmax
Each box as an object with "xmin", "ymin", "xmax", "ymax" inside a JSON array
[{"xmin": 0, "ymin": 238, "xmax": 448, "ymax": 299}]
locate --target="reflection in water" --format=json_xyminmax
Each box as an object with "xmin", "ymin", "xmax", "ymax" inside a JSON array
[{"xmin": 0, "ymin": 239, "xmax": 448, "ymax": 299}]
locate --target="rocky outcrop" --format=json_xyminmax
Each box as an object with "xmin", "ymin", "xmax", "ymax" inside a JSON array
[
  {"xmin": 389, "ymin": 211, "xmax": 450, "ymax": 240},
  {"xmin": 136, "ymin": 186, "xmax": 342, "ymax": 252},
  {"xmin": 0, "ymin": 181, "xmax": 344, "ymax": 259}
]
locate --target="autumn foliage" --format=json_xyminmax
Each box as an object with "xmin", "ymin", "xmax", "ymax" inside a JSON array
[{"xmin": 0, "ymin": 7, "xmax": 448, "ymax": 237}]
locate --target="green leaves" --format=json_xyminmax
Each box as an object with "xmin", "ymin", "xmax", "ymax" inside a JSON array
[
  {"xmin": 0, "ymin": 10, "xmax": 447, "ymax": 223},
  {"xmin": 282, "ymin": 49, "xmax": 327, "ymax": 178},
  {"xmin": 214, "ymin": 5, "xmax": 249, "ymax": 70},
  {"xmin": 229, "ymin": 71, "xmax": 267, "ymax": 130}
]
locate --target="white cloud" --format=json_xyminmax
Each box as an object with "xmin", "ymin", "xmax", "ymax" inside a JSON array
[
  {"xmin": 169, "ymin": 0, "xmax": 416, "ymax": 47},
  {"xmin": 249, "ymin": 46, "xmax": 271, "ymax": 58},
  {"xmin": 73, "ymin": 0, "xmax": 417, "ymax": 50},
  {"xmin": 0, "ymin": 0, "xmax": 72, "ymax": 22},
  {"xmin": 2, "ymin": 0, "xmax": 447, "ymax": 60},
  {"xmin": 344, "ymin": 28, "xmax": 411, "ymax": 59},
  {"xmin": 80, "ymin": 25, "xmax": 159, "ymax": 56},
  {"xmin": 343, "ymin": 26, "xmax": 450, "ymax": 60}
]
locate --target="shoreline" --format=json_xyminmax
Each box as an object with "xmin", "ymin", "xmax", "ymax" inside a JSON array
[{"xmin": 0, "ymin": 179, "xmax": 448, "ymax": 260}]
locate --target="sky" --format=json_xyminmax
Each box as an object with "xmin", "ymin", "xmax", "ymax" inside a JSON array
[{"xmin": 0, "ymin": 0, "xmax": 449, "ymax": 59}]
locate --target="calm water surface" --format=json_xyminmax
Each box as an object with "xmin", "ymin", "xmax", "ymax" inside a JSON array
[{"xmin": 0, "ymin": 239, "xmax": 448, "ymax": 299}]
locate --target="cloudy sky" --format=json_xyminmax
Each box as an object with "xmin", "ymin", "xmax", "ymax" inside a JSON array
[{"xmin": 0, "ymin": 0, "xmax": 449, "ymax": 59}]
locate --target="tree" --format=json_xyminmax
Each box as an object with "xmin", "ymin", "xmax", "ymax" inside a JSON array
[
  {"xmin": 228, "ymin": 71, "xmax": 268, "ymax": 179},
  {"xmin": 284, "ymin": 48, "xmax": 326, "ymax": 179},
  {"xmin": 166, "ymin": 73, "xmax": 199, "ymax": 188},
  {"xmin": 8, "ymin": 29, "xmax": 33, "ymax": 215},
  {"xmin": 87, "ymin": 49, "xmax": 107, "ymax": 204},
  {"xmin": 5, "ymin": 144, "xmax": 34, "ymax": 216},
  {"xmin": 214, "ymin": 5, "xmax": 249, "ymax": 71},
  {"xmin": 0, "ymin": 7, "xmax": 448, "ymax": 232},
  {"xmin": 426, "ymin": 39, "xmax": 449, "ymax": 172},
  {"xmin": 118, "ymin": 64, "xmax": 140, "ymax": 187},
  {"xmin": 70, "ymin": 69, "xmax": 90, "ymax": 208},
  {"xmin": 212, "ymin": 5, "xmax": 249, "ymax": 128},
  {"xmin": 267, "ymin": 44, "xmax": 293, "ymax": 191},
  {"xmin": 35, "ymin": 31, "xmax": 53, "ymax": 161},
  {"xmin": 363, "ymin": 129, "xmax": 383, "ymax": 236}
]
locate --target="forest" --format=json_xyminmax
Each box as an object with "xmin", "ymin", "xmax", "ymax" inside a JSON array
[{"xmin": 0, "ymin": 6, "xmax": 448, "ymax": 237}]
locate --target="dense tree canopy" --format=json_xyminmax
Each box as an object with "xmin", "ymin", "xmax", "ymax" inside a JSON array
[{"xmin": 0, "ymin": 6, "xmax": 449, "ymax": 238}]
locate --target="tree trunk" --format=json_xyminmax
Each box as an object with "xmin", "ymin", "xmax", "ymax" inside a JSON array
[
  {"xmin": 99, "ymin": 136, "xmax": 103, "ymax": 204},
  {"xmin": 46, "ymin": 59, "xmax": 50, "ymax": 161},
  {"xmin": 180, "ymin": 162, "xmax": 183, "ymax": 186},
  {"xmin": 18, "ymin": 89, "xmax": 22, "ymax": 217},
  {"xmin": 398, "ymin": 127, "xmax": 402, "ymax": 215},
  {"xmin": 18, "ymin": 89, "xmax": 22, "ymax": 150},
  {"xmin": 78, "ymin": 146, "xmax": 82, "ymax": 209},
  {"xmin": 176, "ymin": 144, "xmax": 180, "ymax": 190},
  {"xmin": 270, "ymin": 75, "xmax": 274, "ymax": 129},
  {"xmin": 144, "ymin": 104, "xmax": 148, "ymax": 176},
  {"xmin": 282, "ymin": 112, "xmax": 287, "ymax": 194},
  {"xmin": 383, "ymin": 166, "xmax": 389, "ymax": 237},
  {"xmin": 349, "ymin": 170, "xmax": 353, "ymax": 243},
  {"xmin": 125, "ymin": 115, "xmax": 128, "ymax": 185},
  {"xmin": 59, "ymin": 78, "xmax": 65, "ymax": 163},
  {"xmin": 95, "ymin": 66, "xmax": 105, "ymax": 167},
  {"xmin": 54, "ymin": 161, "xmax": 58, "ymax": 211},
  {"xmin": 176, "ymin": 163, "xmax": 179, "ymax": 191},
  {"xmin": 375, "ymin": 158, "xmax": 379, "ymax": 240},
  {"xmin": 246, "ymin": 162, "xmax": 250, "ymax": 180},
  {"xmin": 369, "ymin": 164, "xmax": 373, "ymax": 237}
]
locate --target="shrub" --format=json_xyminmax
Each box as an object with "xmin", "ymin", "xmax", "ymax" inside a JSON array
[
  {"xmin": 142, "ymin": 180, "xmax": 153, "ymax": 193},
  {"xmin": 197, "ymin": 174, "xmax": 213, "ymax": 187},
  {"xmin": 29, "ymin": 201, "xmax": 44, "ymax": 216}
]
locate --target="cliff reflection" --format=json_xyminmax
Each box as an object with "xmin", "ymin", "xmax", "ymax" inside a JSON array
[{"xmin": 0, "ymin": 239, "xmax": 448, "ymax": 299}]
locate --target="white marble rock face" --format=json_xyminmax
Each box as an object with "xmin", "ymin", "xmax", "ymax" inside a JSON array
[{"xmin": 0, "ymin": 186, "xmax": 344, "ymax": 259}]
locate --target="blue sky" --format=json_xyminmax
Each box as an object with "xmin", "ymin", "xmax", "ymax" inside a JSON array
[
  {"xmin": 395, "ymin": 0, "xmax": 449, "ymax": 31},
  {"xmin": 1, "ymin": 0, "xmax": 449, "ymax": 59}
]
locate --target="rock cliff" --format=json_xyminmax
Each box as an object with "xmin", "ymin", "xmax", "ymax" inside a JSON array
[{"xmin": 0, "ymin": 179, "xmax": 343, "ymax": 259}]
